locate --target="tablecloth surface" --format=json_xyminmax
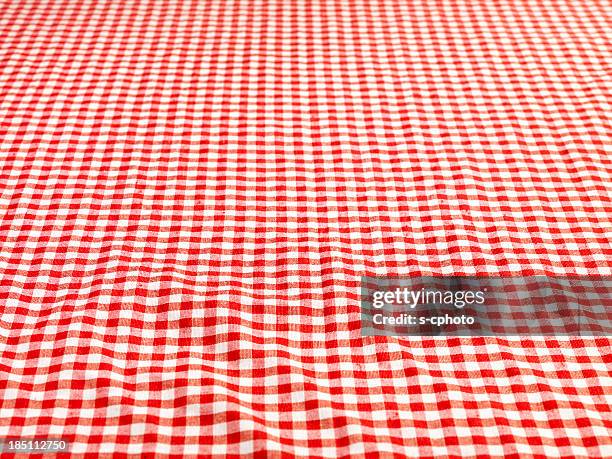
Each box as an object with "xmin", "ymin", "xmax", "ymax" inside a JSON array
[{"xmin": 0, "ymin": 0, "xmax": 610, "ymax": 457}]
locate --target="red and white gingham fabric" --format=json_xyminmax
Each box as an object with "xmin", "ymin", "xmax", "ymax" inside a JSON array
[{"xmin": 0, "ymin": 0, "xmax": 611, "ymax": 457}]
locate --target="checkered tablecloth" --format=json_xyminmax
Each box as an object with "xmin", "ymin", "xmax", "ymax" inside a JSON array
[{"xmin": 0, "ymin": 0, "xmax": 610, "ymax": 457}]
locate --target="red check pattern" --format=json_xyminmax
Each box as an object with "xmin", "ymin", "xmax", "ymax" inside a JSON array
[{"xmin": 0, "ymin": 0, "xmax": 611, "ymax": 457}]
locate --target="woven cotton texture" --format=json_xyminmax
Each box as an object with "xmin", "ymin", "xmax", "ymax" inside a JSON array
[{"xmin": 0, "ymin": 0, "xmax": 611, "ymax": 457}]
